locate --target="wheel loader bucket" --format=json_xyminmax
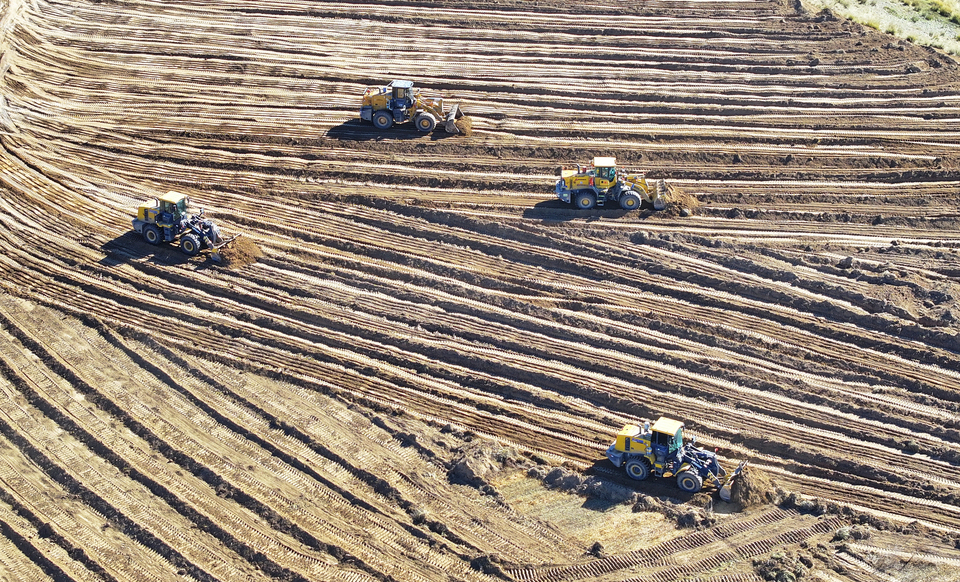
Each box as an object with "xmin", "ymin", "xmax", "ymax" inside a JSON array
[
  {"xmin": 444, "ymin": 103, "xmax": 465, "ymax": 133},
  {"xmin": 210, "ymin": 233, "xmax": 242, "ymax": 262},
  {"xmin": 653, "ymin": 179, "xmax": 668, "ymax": 211},
  {"xmin": 718, "ymin": 460, "xmax": 748, "ymax": 502}
]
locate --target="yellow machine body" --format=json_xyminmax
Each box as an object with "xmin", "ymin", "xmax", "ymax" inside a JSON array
[
  {"xmin": 360, "ymin": 80, "xmax": 465, "ymax": 133},
  {"xmin": 556, "ymin": 157, "xmax": 665, "ymax": 210},
  {"xmin": 136, "ymin": 191, "xmax": 189, "ymax": 224}
]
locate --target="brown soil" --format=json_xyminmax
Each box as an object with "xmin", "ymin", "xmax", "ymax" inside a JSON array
[
  {"xmin": 216, "ymin": 235, "xmax": 263, "ymax": 269},
  {"xmin": 1, "ymin": 0, "xmax": 959, "ymax": 581},
  {"xmin": 455, "ymin": 116, "xmax": 473, "ymax": 136},
  {"xmin": 663, "ymin": 184, "xmax": 701, "ymax": 217},
  {"xmin": 730, "ymin": 466, "xmax": 776, "ymax": 509}
]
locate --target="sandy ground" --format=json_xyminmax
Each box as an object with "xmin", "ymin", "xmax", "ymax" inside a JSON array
[{"xmin": 0, "ymin": 0, "xmax": 959, "ymax": 581}]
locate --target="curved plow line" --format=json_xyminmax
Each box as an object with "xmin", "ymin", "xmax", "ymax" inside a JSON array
[
  {"xmin": 706, "ymin": 321, "xmax": 959, "ymax": 422},
  {"xmin": 692, "ymin": 352, "xmax": 960, "ymax": 465},
  {"xmin": 6, "ymin": 397, "xmax": 263, "ymax": 581},
  {"xmin": 37, "ymin": 330, "xmax": 434, "ymax": 580},
  {"xmin": 0, "ymin": 430, "xmax": 179, "ymax": 580},
  {"xmin": 700, "ymin": 433, "xmax": 959, "ymax": 492},
  {"xmin": 304, "ymin": 179, "xmax": 549, "ymax": 200},
  {"xmin": 189, "ymin": 330, "xmax": 594, "ymax": 473},
  {"xmin": 234, "ymin": 266, "xmax": 619, "ymax": 440},
  {"xmin": 408, "ymin": 321, "xmax": 958, "ymax": 473},
  {"xmin": 224, "ymin": 314, "xmax": 609, "ymax": 457},
  {"xmin": 844, "ymin": 544, "xmax": 960, "ymax": 567},
  {"xmin": 491, "ymin": 119, "xmax": 959, "ymax": 143},
  {"xmin": 464, "ymin": 131, "xmax": 942, "ymax": 161},
  {"xmin": 672, "ymin": 178, "xmax": 960, "ymax": 188},
  {"xmin": 705, "ymin": 441, "xmax": 960, "ymax": 533},
  {"xmin": 629, "ymin": 241, "xmax": 873, "ymax": 314},
  {"xmin": 68, "ymin": 254, "xmax": 606, "ymax": 460},
  {"xmin": 452, "ymin": 208, "xmax": 957, "ymax": 247},
  {"xmin": 3, "ymin": 306, "xmax": 389, "ymax": 565},
  {"xmin": 557, "ymin": 304, "xmax": 959, "ymax": 427},
  {"xmin": 0, "ymin": 499, "xmax": 93, "ymax": 581},
  {"xmin": 248, "ymin": 267, "xmax": 609, "ymax": 438},
  {"xmin": 276, "ymin": 205, "xmax": 959, "ymax": 397},
  {"xmin": 251, "ymin": 266, "xmax": 615, "ymax": 437},
  {"xmin": 415, "ymin": 414, "xmax": 587, "ymax": 471},
  {"xmin": 227, "ymin": 256, "xmax": 932, "ymax": 465},
  {"xmin": 819, "ymin": 251, "xmax": 958, "ymax": 282},
  {"xmin": 3, "ymin": 134, "xmax": 169, "ymax": 215},
  {"xmin": 264, "ymin": 2, "xmax": 765, "ymax": 26}
]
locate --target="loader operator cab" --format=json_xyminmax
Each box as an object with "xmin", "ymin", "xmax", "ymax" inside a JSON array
[
  {"xmin": 592, "ymin": 157, "xmax": 618, "ymax": 189},
  {"xmin": 156, "ymin": 192, "xmax": 189, "ymax": 228},
  {"xmin": 650, "ymin": 417, "xmax": 684, "ymax": 464},
  {"xmin": 389, "ymin": 80, "xmax": 415, "ymax": 108}
]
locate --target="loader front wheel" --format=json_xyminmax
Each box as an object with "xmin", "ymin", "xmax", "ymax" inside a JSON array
[
  {"xmin": 180, "ymin": 234, "xmax": 201, "ymax": 257},
  {"xmin": 372, "ymin": 110, "xmax": 393, "ymax": 130},
  {"xmin": 625, "ymin": 458, "xmax": 651, "ymax": 481},
  {"xmin": 677, "ymin": 471, "xmax": 703, "ymax": 493},
  {"xmin": 415, "ymin": 113, "xmax": 436, "ymax": 132},
  {"xmin": 142, "ymin": 224, "xmax": 162, "ymax": 245},
  {"xmin": 619, "ymin": 192, "xmax": 641, "ymax": 210},
  {"xmin": 574, "ymin": 192, "xmax": 596, "ymax": 210}
]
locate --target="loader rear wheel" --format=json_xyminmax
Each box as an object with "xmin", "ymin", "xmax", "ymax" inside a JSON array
[
  {"xmin": 415, "ymin": 113, "xmax": 436, "ymax": 132},
  {"xmin": 372, "ymin": 110, "xmax": 393, "ymax": 130},
  {"xmin": 180, "ymin": 234, "xmax": 201, "ymax": 256},
  {"xmin": 574, "ymin": 192, "xmax": 596, "ymax": 210},
  {"xmin": 677, "ymin": 471, "xmax": 703, "ymax": 493},
  {"xmin": 142, "ymin": 224, "xmax": 161, "ymax": 245},
  {"xmin": 619, "ymin": 192, "xmax": 641, "ymax": 210},
  {"xmin": 625, "ymin": 458, "xmax": 651, "ymax": 481}
]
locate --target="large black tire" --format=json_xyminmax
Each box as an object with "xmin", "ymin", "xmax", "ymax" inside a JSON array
[
  {"xmin": 677, "ymin": 471, "xmax": 704, "ymax": 493},
  {"xmin": 625, "ymin": 458, "xmax": 651, "ymax": 481},
  {"xmin": 142, "ymin": 224, "xmax": 162, "ymax": 245},
  {"xmin": 574, "ymin": 191, "xmax": 596, "ymax": 210},
  {"xmin": 415, "ymin": 113, "xmax": 436, "ymax": 132},
  {"xmin": 180, "ymin": 234, "xmax": 201, "ymax": 256},
  {"xmin": 619, "ymin": 191, "xmax": 641, "ymax": 210},
  {"xmin": 372, "ymin": 110, "xmax": 393, "ymax": 130}
]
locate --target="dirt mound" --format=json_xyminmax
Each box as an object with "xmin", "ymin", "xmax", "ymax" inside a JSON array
[
  {"xmin": 216, "ymin": 236, "xmax": 262, "ymax": 269},
  {"xmin": 753, "ymin": 550, "xmax": 811, "ymax": 582},
  {"xmin": 633, "ymin": 495, "xmax": 718, "ymax": 529},
  {"xmin": 662, "ymin": 184, "xmax": 700, "ymax": 217},
  {"xmin": 527, "ymin": 465, "xmax": 637, "ymax": 504},
  {"xmin": 455, "ymin": 116, "xmax": 473, "ymax": 136},
  {"xmin": 730, "ymin": 465, "xmax": 774, "ymax": 508},
  {"xmin": 449, "ymin": 441, "xmax": 521, "ymax": 487}
]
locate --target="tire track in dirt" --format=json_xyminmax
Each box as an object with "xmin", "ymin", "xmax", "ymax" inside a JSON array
[
  {"xmin": 3, "ymin": 194, "xmax": 956, "ymax": 536},
  {"xmin": 2, "ymin": 0, "xmax": 960, "ymax": 579}
]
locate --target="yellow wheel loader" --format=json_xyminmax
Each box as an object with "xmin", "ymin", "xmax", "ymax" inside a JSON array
[
  {"xmin": 556, "ymin": 157, "xmax": 667, "ymax": 211},
  {"xmin": 606, "ymin": 417, "xmax": 747, "ymax": 501},
  {"xmin": 360, "ymin": 80, "xmax": 466, "ymax": 134},
  {"xmin": 132, "ymin": 191, "xmax": 240, "ymax": 261}
]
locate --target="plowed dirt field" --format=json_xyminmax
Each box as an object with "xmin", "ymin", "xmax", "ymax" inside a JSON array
[{"xmin": 1, "ymin": 0, "xmax": 959, "ymax": 581}]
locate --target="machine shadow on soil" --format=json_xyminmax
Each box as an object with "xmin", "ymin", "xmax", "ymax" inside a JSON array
[
  {"xmin": 522, "ymin": 199, "xmax": 661, "ymax": 222},
  {"xmin": 326, "ymin": 119, "xmax": 462, "ymax": 142},
  {"xmin": 100, "ymin": 232, "xmax": 214, "ymax": 269}
]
